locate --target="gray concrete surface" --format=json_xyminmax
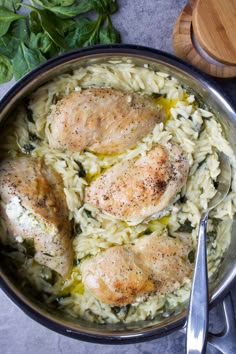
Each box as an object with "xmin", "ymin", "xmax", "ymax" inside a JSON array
[{"xmin": 1, "ymin": 1, "xmax": 236, "ymax": 353}]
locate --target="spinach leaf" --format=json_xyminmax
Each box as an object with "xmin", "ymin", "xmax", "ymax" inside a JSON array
[
  {"xmin": 99, "ymin": 16, "xmax": 120, "ymax": 43},
  {"xmin": 29, "ymin": 32, "xmax": 52, "ymax": 53},
  {"xmin": 40, "ymin": 0, "xmax": 75, "ymax": 6},
  {"xmin": 10, "ymin": 18, "xmax": 29, "ymax": 41},
  {"xmin": 0, "ymin": 54, "xmax": 12, "ymax": 83},
  {"xmin": 31, "ymin": 0, "xmax": 81, "ymax": 18},
  {"xmin": 31, "ymin": 0, "xmax": 93, "ymax": 18},
  {"xmin": 32, "ymin": 0, "xmax": 117, "ymax": 18},
  {"xmin": 22, "ymin": 4, "xmax": 67, "ymax": 48},
  {"xmin": 0, "ymin": 6, "xmax": 26, "ymax": 37},
  {"xmin": 29, "ymin": 11, "xmax": 43, "ymax": 34},
  {"xmin": 0, "ymin": 0, "xmax": 121, "ymax": 84},
  {"xmin": 73, "ymin": 0, "xmax": 117, "ymax": 16},
  {"xmin": 0, "ymin": 0, "xmax": 22, "ymax": 11},
  {"xmin": 42, "ymin": 4, "xmax": 90, "ymax": 18},
  {"xmin": 92, "ymin": 0, "xmax": 118, "ymax": 15},
  {"xmin": 75, "ymin": 160, "xmax": 86, "ymax": 178},
  {"xmin": 12, "ymin": 42, "xmax": 46, "ymax": 80},
  {"xmin": 188, "ymin": 250, "xmax": 195, "ymax": 263},
  {"xmin": 0, "ymin": 34, "xmax": 20, "ymax": 58},
  {"xmin": 0, "ymin": 19, "xmax": 28, "ymax": 59},
  {"xmin": 22, "ymin": 143, "xmax": 35, "ymax": 153},
  {"xmin": 111, "ymin": 305, "xmax": 130, "ymax": 320},
  {"xmin": 177, "ymin": 220, "xmax": 194, "ymax": 233},
  {"xmin": 29, "ymin": 32, "xmax": 59, "ymax": 57},
  {"xmin": 65, "ymin": 16, "xmax": 102, "ymax": 48},
  {"xmin": 60, "ymin": 19, "xmax": 76, "ymax": 34}
]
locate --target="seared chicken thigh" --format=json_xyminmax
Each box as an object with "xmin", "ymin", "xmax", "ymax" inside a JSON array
[
  {"xmin": 46, "ymin": 88, "xmax": 164, "ymax": 154},
  {"xmin": 85, "ymin": 143, "xmax": 189, "ymax": 224},
  {"xmin": 0, "ymin": 157, "xmax": 73, "ymax": 278},
  {"xmin": 81, "ymin": 233, "xmax": 192, "ymax": 306}
]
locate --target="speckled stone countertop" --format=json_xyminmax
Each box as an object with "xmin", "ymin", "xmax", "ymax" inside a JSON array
[{"xmin": 1, "ymin": 1, "xmax": 236, "ymax": 353}]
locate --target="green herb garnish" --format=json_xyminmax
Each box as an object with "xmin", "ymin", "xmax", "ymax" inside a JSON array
[
  {"xmin": 75, "ymin": 160, "xmax": 86, "ymax": 178},
  {"xmin": 177, "ymin": 220, "xmax": 194, "ymax": 233},
  {"xmin": 0, "ymin": 0, "xmax": 120, "ymax": 82}
]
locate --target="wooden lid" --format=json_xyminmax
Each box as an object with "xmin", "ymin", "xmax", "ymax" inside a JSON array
[
  {"xmin": 172, "ymin": 0, "xmax": 236, "ymax": 78},
  {"xmin": 192, "ymin": 0, "xmax": 236, "ymax": 65}
]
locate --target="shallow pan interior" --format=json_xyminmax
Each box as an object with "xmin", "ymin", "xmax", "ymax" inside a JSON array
[{"xmin": 0, "ymin": 45, "xmax": 236, "ymax": 343}]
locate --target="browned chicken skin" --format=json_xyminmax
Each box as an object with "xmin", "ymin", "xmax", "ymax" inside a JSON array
[
  {"xmin": 85, "ymin": 142, "xmax": 189, "ymax": 224},
  {"xmin": 0, "ymin": 157, "xmax": 73, "ymax": 278},
  {"xmin": 81, "ymin": 233, "xmax": 192, "ymax": 306},
  {"xmin": 45, "ymin": 88, "xmax": 164, "ymax": 154}
]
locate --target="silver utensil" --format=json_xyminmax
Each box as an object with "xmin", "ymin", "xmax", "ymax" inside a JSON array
[{"xmin": 186, "ymin": 152, "xmax": 232, "ymax": 354}]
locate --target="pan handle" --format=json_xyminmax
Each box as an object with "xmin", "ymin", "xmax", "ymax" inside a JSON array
[
  {"xmin": 207, "ymin": 292, "xmax": 236, "ymax": 354},
  {"xmin": 180, "ymin": 292, "xmax": 236, "ymax": 353}
]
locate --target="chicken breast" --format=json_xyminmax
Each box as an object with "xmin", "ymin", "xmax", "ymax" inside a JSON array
[
  {"xmin": 81, "ymin": 233, "xmax": 192, "ymax": 306},
  {"xmin": 45, "ymin": 88, "xmax": 164, "ymax": 154},
  {"xmin": 0, "ymin": 157, "xmax": 73, "ymax": 278},
  {"xmin": 85, "ymin": 142, "xmax": 189, "ymax": 224}
]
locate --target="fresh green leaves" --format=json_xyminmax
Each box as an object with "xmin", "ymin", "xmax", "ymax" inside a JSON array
[
  {"xmin": 0, "ymin": 6, "xmax": 26, "ymax": 36},
  {"xmin": 40, "ymin": 0, "xmax": 75, "ymax": 6},
  {"xmin": 65, "ymin": 17, "xmax": 102, "ymax": 48},
  {"xmin": 70, "ymin": 0, "xmax": 117, "ymax": 16},
  {"xmin": 65, "ymin": 14, "xmax": 119, "ymax": 49},
  {"xmin": 99, "ymin": 16, "xmax": 120, "ymax": 43},
  {"xmin": 0, "ymin": 0, "xmax": 120, "ymax": 83},
  {"xmin": 22, "ymin": 4, "xmax": 67, "ymax": 48},
  {"xmin": 31, "ymin": 0, "xmax": 117, "ymax": 18},
  {"xmin": 0, "ymin": 19, "xmax": 29, "ymax": 59},
  {"xmin": 0, "ymin": 35, "xmax": 19, "ymax": 58},
  {"xmin": 29, "ymin": 32, "xmax": 59, "ymax": 57},
  {"xmin": 12, "ymin": 43, "xmax": 46, "ymax": 80},
  {"xmin": 0, "ymin": 0, "xmax": 22, "ymax": 11},
  {"xmin": 0, "ymin": 54, "xmax": 13, "ymax": 83}
]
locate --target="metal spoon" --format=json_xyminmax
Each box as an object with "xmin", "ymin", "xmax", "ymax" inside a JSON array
[{"xmin": 186, "ymin": 152, "xmax": 232, "ymax": 354}]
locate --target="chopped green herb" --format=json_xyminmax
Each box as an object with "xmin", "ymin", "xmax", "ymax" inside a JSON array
[
  {"xmin": 23, "ymin": 239, "xmax": 35, "ymax": 257},
  {"xmin": 43, "ymin": 252, "xmax": 54, "ymax": 257},
  {"xmin": 24, "ymin": 103, "xmax": 34, "ymax": 122},
  {"xmin": 188, "ymin": 250, "xmax": 195, "ymax": 263},
  {"xmin": 73, "ymin": 258, "xmax": 80, "ymax": 266},
  {"xmin": 23, "ymin": 143, "xmax": 35, "ymax": 153},
  {"xmin": 74, "ymin": 223, "xmax": 82, "ymax": 235},
  {"xmin": 76, "ymin": 160, "xmax": 86, "ymax": 178},
  {"xmin": 111, "ymin": 305, "xmax": 130, "ymax": 320},
  {"xmin": 84, "ymin": 209, "xmax": 94, "ymax": 218},
  {"xmin": 179, "ymin": 195, "xmax": 187, "ymax": 204},
  {"xmin": 178, "ymin": 220, "xmax": 194, "ymax": 233},
  {"xmin": 198, "ymin": 155, "xmax": 208, "ymax": 169},
  {"xmin": 151, "ymin": 93, "xmax": 163, "ymax": 99},
  {"xmin": 29, "ymin": 132, "xmax": 41, "ymax": 142}
]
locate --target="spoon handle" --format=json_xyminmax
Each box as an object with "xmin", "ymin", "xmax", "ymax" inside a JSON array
[{"xmin": 186, "ymin": 211, "xmax": 209, "ymax": 354}]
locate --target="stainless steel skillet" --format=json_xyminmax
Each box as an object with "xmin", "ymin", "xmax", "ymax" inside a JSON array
[{"xmin": 0, "ymin": 45, "xmax": 236, "ymax": 352}]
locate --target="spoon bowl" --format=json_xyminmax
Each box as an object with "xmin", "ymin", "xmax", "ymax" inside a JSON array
[{"xmin": 186, "ymin": 152, "xmax": 232, "ymax": 354}]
